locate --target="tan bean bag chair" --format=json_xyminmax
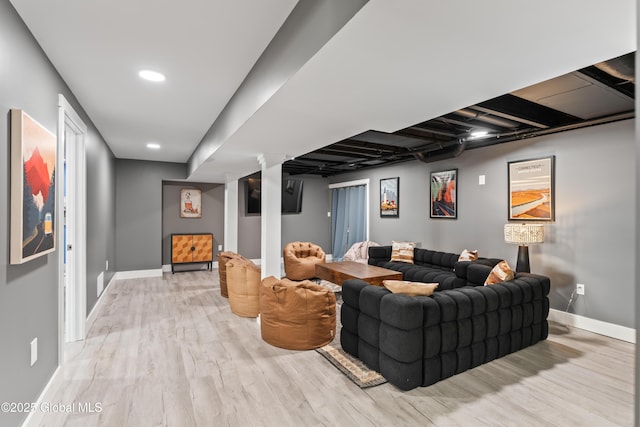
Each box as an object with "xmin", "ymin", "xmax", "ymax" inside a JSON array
[
  {"xmin": 217, "ymin": 251, "xmax": 249, "ymax": 298},
  {"xmin": 260, "ymin": 276, "xmax": 336, "ymax": 350},
  {"xmin": 283, "ymin": 241, "xmax": 326, "ymax": 280},
  {"xmin": 226, "ymin": 259, "xmax": 261, "ymax": 317}
]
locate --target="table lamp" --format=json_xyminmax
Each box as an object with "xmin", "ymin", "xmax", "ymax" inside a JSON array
[{"xmin": 504, "ymin": 223, "xmax": 544, "ymax": 273}]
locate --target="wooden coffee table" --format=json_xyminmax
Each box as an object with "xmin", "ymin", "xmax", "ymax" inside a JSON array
[{"xmin": 315, "ymin": 261, "xmax": 402, "ymax": 287}]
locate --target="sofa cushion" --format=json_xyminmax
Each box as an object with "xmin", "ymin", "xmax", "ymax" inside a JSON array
[
  {"xmin": 391, "ymin": 241, "xmax": 415, "ymax": 264},
  {"xmin": 413, "ymin": 248, "xmax": 458, "ymax": 270},
  {"xmin": 383, "ymin": 280, "xmax": 438, "ymax": 296},
  {"xmin": 484, "ymin": 260, "xmax": 514, "ymax": 285},
  {"xmin": 458, "ymin": 249, "xmax": 479, "ymax": 261}
]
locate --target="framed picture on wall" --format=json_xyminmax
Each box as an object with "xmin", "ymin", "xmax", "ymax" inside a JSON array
[
  {"xmin": 380, "ymin": 177, "xmax": 399, "ymax": 217},
  {"xmin": 508, "ymin": 155, "xmax": 555, "ymax": 221},
  {"xmin": 180, "ymin": 188, "xmax": 202, "ymax": 218},
  {"xmin": 10, "ymin": 109, "xmax": 57, "ymax": 264},
  {"xmin": 430, "ymin": 169, "xmax": 457, "ymax": 219}
]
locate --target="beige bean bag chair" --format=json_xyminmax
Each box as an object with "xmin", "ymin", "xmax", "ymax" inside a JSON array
[
  {"xmin": 260, "ymin": 276, "xmax": 336, "ymax": 350},
  {"xmin": 226, "ymin": 258, "xmax": 261, "ymax": 318},
  {"xmin": 283, "ymin": 241, "xmax": 326, "ymax": 280},
  {"xmin": 217, "ymin": 251, "xmax": 249, "ymax": 298}
]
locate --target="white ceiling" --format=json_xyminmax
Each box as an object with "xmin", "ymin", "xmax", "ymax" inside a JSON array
[
  {"xmin": 10, "ymin": 0, "xmax": 637, "ymax": 183},
  {"xmin": 9, "ymin": 0, "xmax": 298, "ymax": 163}
]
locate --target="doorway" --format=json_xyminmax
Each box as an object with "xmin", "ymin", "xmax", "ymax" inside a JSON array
[
  {"xmin": 329, "ymin": 179, "xmax": 369, "ymax": 260},
  {"xmin": 57, "ymin": 95, "xmax": 87, "ymax": 363}
]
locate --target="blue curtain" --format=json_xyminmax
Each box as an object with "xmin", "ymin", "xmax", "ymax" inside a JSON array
[{"xmin": 331, "ymin": 185, "xmax": 366, "ymax": 260}]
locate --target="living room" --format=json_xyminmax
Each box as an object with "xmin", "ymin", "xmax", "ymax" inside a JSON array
[{"xmin": 1, "ymin": 1, "xmax": 638, "ymax": 426}]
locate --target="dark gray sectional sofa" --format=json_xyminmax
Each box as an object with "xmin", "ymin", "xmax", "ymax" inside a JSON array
[
  {"xmin": 340, "ymin": 246, "xmax": 551, "ymax": 390},
  {"xmin": 368, "ymin": 245, "xmax": 501, "ymax": 290}
]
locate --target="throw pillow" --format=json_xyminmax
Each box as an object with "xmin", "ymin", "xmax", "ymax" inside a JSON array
[
  {"xmin": 458, "ymin": 249, "xmax": 479, "ymax": 261},
  {"xmin": 391, "ymin": 241, "xmax": 415, "ymax": 264},
  {"xmin": 484, "ymin": 260, "xmax": 515, "ymax": 285},
  {"xmin": 383, "ymin": 280, "xmax": 438, "ymax": 296}
]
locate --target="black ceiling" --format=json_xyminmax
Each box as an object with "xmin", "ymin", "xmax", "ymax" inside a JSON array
[{"xmin": 283, "ymin": 52, "xmax": 635, "ymax": 177}]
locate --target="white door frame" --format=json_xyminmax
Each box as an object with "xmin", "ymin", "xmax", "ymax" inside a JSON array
[
  {"xmin": 57, "ymin": 94, "xmax": 87, "ymax": 363},
  {"xmin": 328, "ymin": 178, "xmax": 370, "ymax": 250}
]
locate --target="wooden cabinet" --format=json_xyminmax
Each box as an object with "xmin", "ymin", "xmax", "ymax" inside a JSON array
[{"xmin": 171, "ymin": 233, "xmax": 213, "ymax": 273}]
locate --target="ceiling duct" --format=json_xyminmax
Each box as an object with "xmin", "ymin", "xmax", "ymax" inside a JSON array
[
  {"xmin": 413, "ymin": 140, "xmax": 466, "ymax": 163},
  {"xmin": 454, "ymin": 108, "xmax": 520, "ymax": 128},
  {"xmin": 594, "ymin": 54, "xmax": 635, "ymax": 83}
]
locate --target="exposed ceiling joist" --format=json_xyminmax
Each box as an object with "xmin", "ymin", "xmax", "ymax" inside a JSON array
[
  {"xmin": 467, "ymin": 105, "xmax": 551, "ymax": 129},
  {"xmin": 284, "ymin": 52, "xmax": 635, "ymax": 177}
]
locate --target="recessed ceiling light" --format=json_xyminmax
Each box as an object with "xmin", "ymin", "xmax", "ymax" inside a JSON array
[
  {"xmin": 138, "ymin": 70, "xmax": 166, "ymax": 82},
  {"xmin": 146, "ymin": 143, "xmax": 161, "ymax": 149}
]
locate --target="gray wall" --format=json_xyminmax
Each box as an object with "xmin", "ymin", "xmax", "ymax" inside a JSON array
[
  {"xmin": 282, "ymin": 175, "xmax": 332, "ymax": 253},
  {"xmin": 331, "ymin": 120, "xmax": 635, "ymax": 329},
  {"xmin": 238, "ymin": 174, "xmax": 331, "ymax": 259},
  {"xmin": 162, "ymin": 182, "xmax": 225, "ymax": 266},
  {"xmin": 86, "ymin": 127, "xmax": 117, "ymax": 313},
  {"xmin": 0, "ymin": 3, "xmax": 117, "ymax": 426},
  {"xmin": 115, "ymin": 160, "xmax": 186, "ymax": 271}
]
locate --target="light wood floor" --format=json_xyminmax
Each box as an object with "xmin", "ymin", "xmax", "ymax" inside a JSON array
[{"xmin": 36, "ymin": 271, "xmax": 634, "ymax": 427}]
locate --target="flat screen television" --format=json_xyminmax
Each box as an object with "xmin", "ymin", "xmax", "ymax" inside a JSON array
[{"xmin": 245, "ymin": 178, "xmax": 303, "ymax": 214}]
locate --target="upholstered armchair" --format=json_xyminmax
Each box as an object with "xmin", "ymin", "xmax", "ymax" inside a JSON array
[
  {"xmin": 260, "ymin": 276, "xmax": 336, "ymax": 350},
  {"xmin": 226, "ymin": 258, "xmax": 261, "ymax": 317},
  {"xmin": 283, "ymin": 241, "xmax": 326, "ymax": 280},
  {"xmin": 217, "ymin": 251, "xmax": 249, "ymax": 298}
]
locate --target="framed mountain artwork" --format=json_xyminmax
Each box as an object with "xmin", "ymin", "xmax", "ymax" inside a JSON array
[{"xmin": 10, "ymin": 109, "xmax": 57, "ymax": 264}]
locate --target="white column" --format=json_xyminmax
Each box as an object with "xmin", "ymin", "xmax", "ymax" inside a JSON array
[
  {"xmin": 223, "ymin": 176, "xmax": 239, "ymax": 253},
  {"xmin": 258, "ymin": 154, "xmax": 285, "ymax": 279}
]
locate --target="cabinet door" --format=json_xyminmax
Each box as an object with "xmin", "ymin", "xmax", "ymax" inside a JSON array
[
  {"xmin": 172, "ymin": 235, "xmax": 194, "ymax": 263},
  {"xmin": 192, "ymin": 234, "xmax": 213, "ymax": 262}
]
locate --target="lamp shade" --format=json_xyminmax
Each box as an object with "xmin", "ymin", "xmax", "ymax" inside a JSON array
[{"xmin": 504, "ymin": 223, "xmax": 544, "ymax": 245}]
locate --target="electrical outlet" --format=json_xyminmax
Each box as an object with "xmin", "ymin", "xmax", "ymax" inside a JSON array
[
  {"xmin": 576, "ymin": 283, "xmax": 585, "ymax": 296},
  {"xmin": 218, "ymin": 245, "xmax": 223, "ymax": 251},
  {"xmin": 106, "ymin": 260, "xmax": 109, "ymax": 271}
]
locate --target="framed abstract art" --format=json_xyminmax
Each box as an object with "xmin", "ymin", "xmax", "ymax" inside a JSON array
[{"xmin": 430, "ymin": 169, "xmax": 457, "ymax": 219}]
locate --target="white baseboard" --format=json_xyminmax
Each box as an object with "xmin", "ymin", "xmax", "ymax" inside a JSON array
[
  {"xmin": 158, "ymin": 254, "xmax": 333, "ymax": 272},
  {"xmin": 86, "ymin": 273, "xmax": 116, "ymax": 329},
  {"xmin": 114, "ymin": 269, "xmax": 163, "ymax": 280},
  {"xmin": 548, "ymin": 308, "xmax": 636, "ymax": 343},
  {"xmin": 22, "ymin": 366, "xmax": 62, "ymax": 427}
]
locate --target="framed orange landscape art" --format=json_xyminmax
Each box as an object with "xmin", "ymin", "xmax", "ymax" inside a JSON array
[
  {"xmin": 10, "ymin": 109, "xmax": 57, "ymax": 264},
  {"xmin": 508, "ymin": 156, "xmax": 555, "ymax": 221}
]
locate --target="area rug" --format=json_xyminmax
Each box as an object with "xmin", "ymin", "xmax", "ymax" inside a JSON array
[
  {"xmin": 317, "ymin": 279, "xmax": 342, "ymax": 305},
  {"xmin": 316, "ymin": 342, "xmax": 388, "ymax": 388}
]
